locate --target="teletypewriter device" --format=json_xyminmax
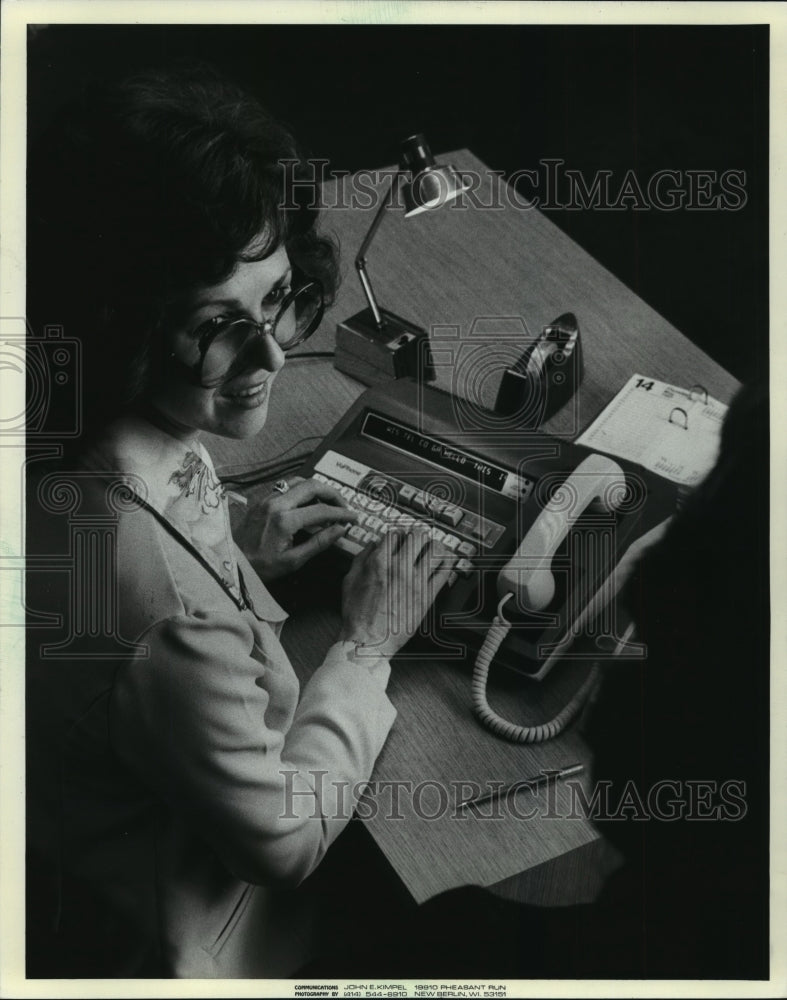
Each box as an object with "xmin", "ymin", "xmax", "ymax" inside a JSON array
[{"xmin": 299, "ymin": 378, "xmax": 677, "ymax": 680}]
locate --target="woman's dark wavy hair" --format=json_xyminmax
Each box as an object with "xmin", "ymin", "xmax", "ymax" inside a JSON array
[{"xmin": 27, "ymin": 64, "xmax": 338, "ymax": 438}]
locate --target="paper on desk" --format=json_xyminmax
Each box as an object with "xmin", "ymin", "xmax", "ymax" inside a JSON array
[
  {"xmin": 576, "ymin": 374, "xmax": 728, "ymax": 487},
  {"xmin": 363, "ymin": 761, "xmax": 599, "ymax": 903}
]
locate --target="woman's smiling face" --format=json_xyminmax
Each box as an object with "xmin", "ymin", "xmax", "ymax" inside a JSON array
[{"xmin": 149, "ymin": 244, "xmax": 290, "ymax": 440}]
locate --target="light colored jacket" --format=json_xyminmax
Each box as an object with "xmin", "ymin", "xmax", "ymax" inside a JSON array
[{"xmin": 28, "ymin": 416, "xmax": 396, "ymax": 977}]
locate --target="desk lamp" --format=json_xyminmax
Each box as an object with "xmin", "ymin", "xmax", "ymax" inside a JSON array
[{"xmin": 334, "ymin": 134, "xmax": 469, "ymax": 385}]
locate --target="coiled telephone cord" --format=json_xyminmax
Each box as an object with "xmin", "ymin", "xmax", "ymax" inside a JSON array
[{"xmin": 471, "ymin": 593, "xmax": 600, "ymax": 743}]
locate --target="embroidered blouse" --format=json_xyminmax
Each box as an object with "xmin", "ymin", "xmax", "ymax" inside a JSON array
[{"xmin": 29, "ymin": 414, "xmax": 397, "ymax": 977}]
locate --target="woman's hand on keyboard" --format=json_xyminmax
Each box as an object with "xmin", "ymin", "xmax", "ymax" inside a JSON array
[
  {"xmin": 236, "ymin": 476, "xmax": 358, "ymax": 581},
  {"xmin": 338, "ymin": 527, "xmax": 457, "ymax": 659}
]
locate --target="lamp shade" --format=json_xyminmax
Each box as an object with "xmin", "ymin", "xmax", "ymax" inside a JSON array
[{"xmin": 399, "ymin": 134, "xmax": 469, "ymax": 217}]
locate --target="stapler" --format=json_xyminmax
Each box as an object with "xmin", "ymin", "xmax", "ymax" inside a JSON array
[{"xmin": 494, "ymin": 312, "xmax": 583, "ymax": 427}]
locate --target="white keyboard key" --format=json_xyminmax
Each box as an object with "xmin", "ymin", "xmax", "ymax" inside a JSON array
[
  {"xmin": 312, "ymin": 472, "xmax": 329, "ymax": 483},
  {"xmin": 335, "ymin": 534, "xmax": 364, "ymax": 556},
  {"xmin": 410, "ymin": 492, "xmax": 431, "ymax": 513},
  {"xmin": 437, "ymin": 504, "xmax": 463, "ymax": 527},
  {"xmin": 440, "ymin": 534, "xmax": 460, "ymax": 551},
  {"xmin": 347, "ymin": 525, "xmax": 367, "ymax": 543},
  {"xmin": 391, "ymin": 513, "xmax": 418, "ymax": 529},
  {"xmin": 457, "ymin": 541, "xmax": 478, "ymax": 557},
  {"xmin": 365, "ymin": 476, "xmax": 398, "ymax": 504},
  {"xmin": 456, "ymin": 558, "xmax": 474, "ymax": 577},
  {"xmin": 458, "ymin": 513, "xmax": 490, "ymax": 541}
]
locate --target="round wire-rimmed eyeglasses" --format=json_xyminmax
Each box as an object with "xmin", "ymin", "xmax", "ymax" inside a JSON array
[{"xmin": 175, "ymin": 275, "xmax": 325, "ymax": 388}]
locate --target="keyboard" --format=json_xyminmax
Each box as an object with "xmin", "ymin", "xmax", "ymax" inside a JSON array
[{"xmin": 307, "ymin": 449, "xmax": 507, "ymax": 586}]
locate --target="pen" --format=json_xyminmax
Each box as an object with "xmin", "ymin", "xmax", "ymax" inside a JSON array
[{"xmin": 458, "ymin": 762, "xmax": 585, "ymax": 812}]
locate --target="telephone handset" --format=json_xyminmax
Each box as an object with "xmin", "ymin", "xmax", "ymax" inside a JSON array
[
  {"xmin": 472, "ymin": 455, "xmax": 629, "ymax": 744},
  {"xmin": 497, "ymin": 454, "xmax": 627, "ymax": 613}
]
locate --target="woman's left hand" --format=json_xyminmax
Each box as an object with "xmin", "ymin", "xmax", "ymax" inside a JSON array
[{"xmin": 235, "ymin": 476, "xmax": 359, "ymax": 582}]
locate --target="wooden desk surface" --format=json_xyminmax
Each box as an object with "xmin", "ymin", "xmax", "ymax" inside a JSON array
[{"xmin": 206, "ymin": 150, "xmax": 739, "ymax": 904}]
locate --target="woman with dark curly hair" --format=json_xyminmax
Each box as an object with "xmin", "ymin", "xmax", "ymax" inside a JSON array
[{"xmin": 26, "ymin": 67, "xmax": 452, "ymax": 978}]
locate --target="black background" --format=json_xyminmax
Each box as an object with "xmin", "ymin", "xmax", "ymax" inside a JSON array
[{"xmin": 28, "ymin": 23, "xmax": 769, "ymax": 383}]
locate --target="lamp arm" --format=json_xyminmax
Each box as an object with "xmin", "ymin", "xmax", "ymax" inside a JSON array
[{"xmin": 355, "ymin": 170, "xmax": 404, "ymax": 330}]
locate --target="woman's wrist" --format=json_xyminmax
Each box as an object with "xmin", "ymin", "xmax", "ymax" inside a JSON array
[
  {"xmin": 336, "ymin": 633, "xmax": 391, "ymax": 663},
  {"xmin": 338, "ymin": 624, "xmax": 373, "ymax": 647}
]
